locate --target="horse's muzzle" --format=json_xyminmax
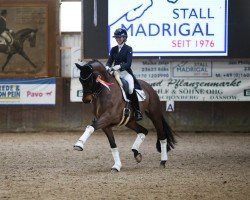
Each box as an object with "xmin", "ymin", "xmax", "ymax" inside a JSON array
[{"xmin": 82, "ymin": 94, "xmax": 93, "ymax": 103}]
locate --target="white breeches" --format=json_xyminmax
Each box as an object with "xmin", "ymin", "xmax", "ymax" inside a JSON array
[
  {"xmin": 1, "ymin": 31, "xmax": 12, "ymax": 43},
  {"xmin": 120, "ymin": 71, "xmax": 134, "ymax": 94}
]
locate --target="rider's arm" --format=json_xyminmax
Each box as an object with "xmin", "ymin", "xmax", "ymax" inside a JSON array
[
  {"xmin": 106, "ymin": 47, "xmax": 115, "ymax": 67},
  {"xmin": 120, "ymin": 46, "xmax": 133, "ymax": 70},
  {"xmin": 0, "ymin": 18, "xmax": 6, "ymax": 33}
]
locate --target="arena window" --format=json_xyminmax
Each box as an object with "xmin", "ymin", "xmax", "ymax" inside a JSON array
[{"xmin": 60, "ymin": 0, "xmax": 81, "ymax": 32}]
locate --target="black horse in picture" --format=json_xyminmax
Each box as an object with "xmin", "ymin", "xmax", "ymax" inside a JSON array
[{"xmin": 0, "ymin": 28, "xmax": 38, "ymax": 72}]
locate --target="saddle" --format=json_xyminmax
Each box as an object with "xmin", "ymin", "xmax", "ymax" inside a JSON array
[
  {"xmin": 119, "ymin": 78, "xmax": 146, "ymax": 102},
  {"xmin": 112, "ymin": 72, "xmax": 146, "ymax": 126}
]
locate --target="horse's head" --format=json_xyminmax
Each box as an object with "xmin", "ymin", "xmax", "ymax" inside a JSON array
[
  {"xmin": 16, "ymin": 28, "xmax": 38, "ymax": 47},
  {"xmin": 76, "ymin": 62, "xmax": 103, "ymax": 103},
  {"xmin": 28, "ymin": 29, "xmax": 37, "ymax": 47}
]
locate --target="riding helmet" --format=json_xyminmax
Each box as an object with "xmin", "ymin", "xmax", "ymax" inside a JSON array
[{"xmin": 113, "ymin": 28, "xmax": 128, "ymax": 38}]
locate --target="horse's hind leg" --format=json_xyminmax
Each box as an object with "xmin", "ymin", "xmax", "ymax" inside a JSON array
[
  {"xmin": 102, "ymin": 126, "xmax": 122, "ymax": 172},
  {"xmin": 19, "ymin": 50, "xmax": 37, "ymax": 68},
  {"xmin": 145, "ymin": 108, "xmax": 168, "ymax": 168},
  {"xmin": 126, "ymin": 121, "xmax": 148, "ymax": 163}
]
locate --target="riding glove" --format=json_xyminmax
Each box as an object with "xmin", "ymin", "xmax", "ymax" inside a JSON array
[
  {"xmin": 105, "ymin": 66, "xmax": 113, "ymax": 75},
  {"xmin": 105, "ymin": 66, "xmax": 110, "ymax": 71}
]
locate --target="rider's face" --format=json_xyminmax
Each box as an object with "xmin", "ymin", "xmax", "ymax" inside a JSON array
[{"xmin": 115, "ymin": 36, "xmax": 125, "ymax": 45}]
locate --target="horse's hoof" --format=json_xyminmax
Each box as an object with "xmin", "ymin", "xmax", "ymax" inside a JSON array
[
  {"xmin": 135, "ymin": 153, "xmax": 142, "ymax": 163},
  {"xmin": 111, "ymin": 163, "xmax": 121, "ymax": 172},
  {"xmin": 73, "ymin": 140, "xmax": 83, "ymax": 151},
  {"xmin": 111, "ymin": 168, "xmax": 119, "ymax": 173},
  {"xmin": 160, "ymin": 161, "xmax": 166, "ymax": 168},
  {"xmin": 73, "ymin": 145, "xmax": 83, "ymax": 151}
]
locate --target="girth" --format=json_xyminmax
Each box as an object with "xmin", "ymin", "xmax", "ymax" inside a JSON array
[{"xmin": 117, "ymin": 102, "xmax": 131, "ymax": 126}]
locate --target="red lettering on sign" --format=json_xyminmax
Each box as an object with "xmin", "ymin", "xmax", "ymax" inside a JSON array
[
  {"xmin": 172, "ymin": 40, "xmax": 191, "ymax": 48},
  {"xmin": 27, "ymin": 91, "xmax": 43, "ymax": 97}
]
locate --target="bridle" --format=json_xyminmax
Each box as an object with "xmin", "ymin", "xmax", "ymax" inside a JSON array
[
  {"xmin": 78, "ymin": 63, "xmax": 114, "ymax": 103},
  {"xmin": 79, "ymin": 64, "xmax": 103, "ymax": 103}
]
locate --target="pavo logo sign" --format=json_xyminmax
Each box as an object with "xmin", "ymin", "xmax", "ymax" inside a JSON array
[{"xmin": 108, "ymin": 0, "xmax": 228, "ymax": 56}]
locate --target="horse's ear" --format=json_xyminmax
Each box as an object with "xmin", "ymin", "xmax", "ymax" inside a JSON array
[{"xmin": 75, "ymin": 63, "xmax": 82, "ymax": 70}]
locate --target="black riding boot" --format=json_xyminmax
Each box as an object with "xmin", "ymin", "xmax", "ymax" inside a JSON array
[{"xmin": 130, "ymin": 90, "xmax": 143, "ymax": 121}]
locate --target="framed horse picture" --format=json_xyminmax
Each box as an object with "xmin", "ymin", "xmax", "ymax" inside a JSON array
[{"xmin": 0, "ymin": 0, "xmax": 59, "ymax": 77}]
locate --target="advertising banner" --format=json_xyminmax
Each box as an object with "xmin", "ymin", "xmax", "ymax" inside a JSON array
[
  {"xmin": 133, "ymin": 60, "xmax": 250, "ymax": 101},
  {"xmin": 108, "ymin": 0, "xmax": 228, "ymax": 56},
  {"xmin": 0, "ymin": 78, "xmax": 56, "ymax": 105},
  {"xmin": 71, "ymin": 60, "xmax": 250, "ymax": 102},
  {"xmin": 70, "ymin": 78, "xmax": 82, "ymax": 102}
]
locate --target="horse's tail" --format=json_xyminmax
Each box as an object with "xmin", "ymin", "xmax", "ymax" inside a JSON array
[{"xmin": 156, "ymin": 116, "xmax": 177, "ymax": 152}]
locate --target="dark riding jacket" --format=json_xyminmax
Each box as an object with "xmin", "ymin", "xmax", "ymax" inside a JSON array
[
  {"xmin": 106, "ymin": 43, "xmax": 141, "ymax": 89},
  {"xmin": 106, "ymin": 44, "xmax": 133, "ymax": 74},
  {"xmin": 0, "ymin": 16, "xmax": 8, "ymax": 34}
]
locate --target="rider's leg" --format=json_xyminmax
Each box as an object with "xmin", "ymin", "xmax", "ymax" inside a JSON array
[
  {"xmin": 124, "ymin": 73, "xmax": 143, "ymax": 121},
  {"xmin": 1, "ymin": 32, "xmax": 11, "ymax": 43},
  {"xmin": 1, "ymin": 32, "xmax": 11, "ymax": 53},
  {"xmin": 130, "ymin": 89, "xmax": 143, "ymax": 121}
]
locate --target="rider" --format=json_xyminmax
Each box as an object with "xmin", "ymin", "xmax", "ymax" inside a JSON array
[
  {"xmin": 106, "ymin": 28, "xmax": 143, "ymax": 121},
  {"xmin": 0, "ymin": 10, "xmax": 13, "ymax": 52}
]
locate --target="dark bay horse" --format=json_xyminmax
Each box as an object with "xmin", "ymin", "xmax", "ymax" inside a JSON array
[
  {"xmin": 0, "ymin": 28, "xmax": 38, "ymax": 71},
  {"xmin": 74, "ymin": 60, "xmax": 176, "ymax": 172}
]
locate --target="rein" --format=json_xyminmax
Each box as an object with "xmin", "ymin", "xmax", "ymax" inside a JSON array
[
  {"xmin": 91, "ymin": 85, "xmax": 103, "ymax": 101},
  {"xmin": 80, "ymin": 69, "xmax": 113, "ymax": 102}
]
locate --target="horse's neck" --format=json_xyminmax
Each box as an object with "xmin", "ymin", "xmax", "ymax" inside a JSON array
[
  {"xmin": 16, "ymin": 29, "xmax": 31, "ymax": 39},
  {"xmin": 104, "ymin": 75, "xmax": 122, "ymax": 99}
]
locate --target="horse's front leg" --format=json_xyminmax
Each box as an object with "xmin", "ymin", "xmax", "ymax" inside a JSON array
[
  {"xmin": 19, "ymin": 50, "xmax": 37, "ymax": 68},
  {"xmin": 102, "ymin": 126, "xmax": 122, "ymax": 172},
  {"xmin": 2, "ymin": 54, "xmax": 13, "ymax": 71},
  {"xmin": 73, "ymin": 125, "xmax": 94, "ymax": 151},
  {"xmin": 73, "ymin": 111, "xmax": 113, "ymax": 150}
]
